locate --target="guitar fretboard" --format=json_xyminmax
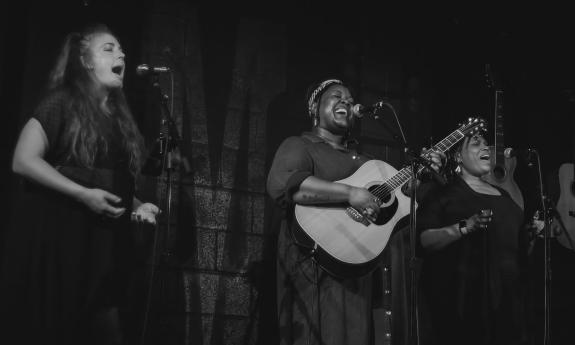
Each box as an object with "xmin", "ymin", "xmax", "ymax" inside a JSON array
[
  {"xmin": 370, "ymin": 129, "xmax": 466, "ymax": 198},
  {"xmin": 494, "ymin": 90, "xmax": 505, "ymax": 165}
]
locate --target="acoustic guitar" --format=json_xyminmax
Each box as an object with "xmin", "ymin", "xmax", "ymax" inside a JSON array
[
  {"xmin": 294, "ymin": 117, "xmax": 486, "ymax": 278},
  {"xmin": 481, "ymin": 64, "xmax": 525, "ymax": 210},
  {"xmin": 556, "ymin": 163, "xmax": 575, "ymax": 250}
]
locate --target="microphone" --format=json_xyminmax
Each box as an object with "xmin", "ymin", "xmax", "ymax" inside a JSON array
[
  {"xmin": 504, "ymin": 147, "xmax": 536, "ymax": 159},
  {"xmin": 136, "ymin": 64, "xmax": 171, "ymax": 76},
  {"xmin": 504, "ymin": 147, "xmax": 537, "ymax": 166},
  {"xmin": 352, "ymin": 100, "xmax": 387, "ymax": 118}
]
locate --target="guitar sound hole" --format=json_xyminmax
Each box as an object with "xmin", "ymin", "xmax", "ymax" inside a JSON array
[{"xmin": 493, "ymin": 165, "xmax": 507, "ymax": 180}]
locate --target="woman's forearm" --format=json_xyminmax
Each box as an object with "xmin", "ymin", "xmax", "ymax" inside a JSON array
[
  {"xmin": 292, "ymin": 176, "xmax": 352, "ymax": 204},
  {"xmin": 420, "ymin": 224, "xmax": 462, "ymax": 251}
]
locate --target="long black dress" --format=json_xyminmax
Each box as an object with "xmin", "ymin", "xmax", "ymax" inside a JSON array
[
  {"xmin": 0, "ymin": 90, "xmax": 138, "ymax": 344},
  {"xmin": 417, "ymin": 175, "xmax": 528, "ymax": 345}
]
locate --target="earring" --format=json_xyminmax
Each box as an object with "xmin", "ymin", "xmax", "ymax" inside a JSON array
[
  {"xmin": 455, "ymin": 162, "xmax": 462, "ymax": 174},
  {"xmin": 313, "ymin": 114, "xmax": 319, "ymax": 127}
]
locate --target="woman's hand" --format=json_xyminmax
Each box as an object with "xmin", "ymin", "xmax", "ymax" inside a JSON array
[
  {"xmin": 464, "ymin": 209, "xmax": 493, "ymax": 234},
  {"xmin": 131, "ymin": 202, "xmax": 161, "ymax": 225},
  {"xmin": 78, "ymin": 188, "xmax": 126, "ymax": 218},
  {"xmin": 421, "ymin": 148, "xmax": 446, "ymax": 172},
  {"xmin": 348, "ymin": 186, "xmax": 380, "ymax": 222}
]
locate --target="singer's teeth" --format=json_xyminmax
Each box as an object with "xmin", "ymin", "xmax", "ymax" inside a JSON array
[
  {"xmin": 334, "ymin": 108, "xmax": 347, "ymax": 115},
  {"xmin": 479, "ymin": 154, "xmax": 490, "ymax": 160}
]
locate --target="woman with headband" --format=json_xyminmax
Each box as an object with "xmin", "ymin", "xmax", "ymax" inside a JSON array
[{"xmin": 267, "ymin": 78, "xmax": 444, "ymax": 344}]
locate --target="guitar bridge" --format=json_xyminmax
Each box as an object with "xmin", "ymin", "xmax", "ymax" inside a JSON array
[{"xmin": 346, "ymin": 207, "xmax": 371, "ymax": 226}]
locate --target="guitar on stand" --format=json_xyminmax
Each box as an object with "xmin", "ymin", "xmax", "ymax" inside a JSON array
[
  {"xmin": 556, "ymin": 162, "xmax": 575, "ymax": 251},
  {"xmin": 481, "ymin": 63, "xmax": 525, "ymax": 210},
  {"xmin": 555, "ymin": 90, "xmax": 575, "ymax": 251}
]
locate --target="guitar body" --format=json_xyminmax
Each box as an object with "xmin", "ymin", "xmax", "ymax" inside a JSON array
[
  {"xmin": 482, "ymin": 147, "xmax": 525, "ymax": 210},
  {"xmin": 556, "ymin": 163, "xmax": 575, "ymax": 251},
  {"xmin": 295, "ymin": 160, "xmax": 412, "ymax": 278}
]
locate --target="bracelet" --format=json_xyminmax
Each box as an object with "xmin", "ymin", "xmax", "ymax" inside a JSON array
[{"xmin": 458, "ymin": 220, "xmax": 468, "ymax": 236}]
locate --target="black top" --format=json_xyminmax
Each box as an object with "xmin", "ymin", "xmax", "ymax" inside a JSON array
[
  {"xmin": 416, "ymin": 175, "xmax": 527, "ymax": 344},
  {"xmin": 267, "ymin": 132, "xmax": 369, "ymax": 207},
  {"xmin": 31, "ymin": 89, "xmax": 134, "ymax": 209}
]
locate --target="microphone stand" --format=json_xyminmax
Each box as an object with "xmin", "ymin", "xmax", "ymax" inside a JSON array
[
  {"xmin": 140, "ymin": 72, "xmax": 180, "ymax": 345},
  {"xmin": 407, "ymin": 157, "xmax": 420, "ymax": 345},
  {"xmin": 404, "ymin": 152, "xmax": 444, "ymax": 345},
  {"xmin": 365, "ymin": 102, "xmax": 421, "ymax": 345},
  {"xmin": 531, "ymin": 150, "xmax": 551, "ymax": 345}
]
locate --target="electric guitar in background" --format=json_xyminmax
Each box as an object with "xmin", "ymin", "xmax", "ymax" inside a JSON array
[
  {"xmin": 295, "ymin": 118, "xmax": 486, "ymax": 278},
  {"xmin": 481, "ymin": 64, "xmax": 525, "ymax": 210}
]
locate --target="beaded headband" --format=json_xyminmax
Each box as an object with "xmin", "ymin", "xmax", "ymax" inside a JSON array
[{"xmin": 307, "ymin": 79, "xmax": 343, "ymax": 117}]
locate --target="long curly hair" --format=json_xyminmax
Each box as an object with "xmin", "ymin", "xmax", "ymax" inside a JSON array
[{"xmin": 46, "ymin": 23, "xmax": 144, "ymax": 176}]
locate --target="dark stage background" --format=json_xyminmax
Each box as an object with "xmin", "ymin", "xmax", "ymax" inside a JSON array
[{"xmin": 1, "ymin": 2, "xmax": 574, "ymax": 344}]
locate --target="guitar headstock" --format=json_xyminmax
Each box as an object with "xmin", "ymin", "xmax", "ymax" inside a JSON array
[
  {"xmin": 484, "ymin": 63, "xmax": 500, "ymax": 90},
  {"xmin": 458, "ymin": 117, "xmax": 487, "ymax": 137}
]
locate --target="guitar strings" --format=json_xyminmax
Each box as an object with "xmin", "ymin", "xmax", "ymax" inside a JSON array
[{"xmin": 366, "ymin": 131, "xmax": 464, "ymax": 199}]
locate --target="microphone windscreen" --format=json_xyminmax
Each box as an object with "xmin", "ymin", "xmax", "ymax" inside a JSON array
[
  {"xmin": 351, "ymin": 104, "xmax": 364, "ymax": 118},
  {"xmin": 503, "ymin": 147, "xmax": 515, "ymax": 158},
  {"xmin": 135, "ymin": 64, "xmax": 149, "ymax": 76}
]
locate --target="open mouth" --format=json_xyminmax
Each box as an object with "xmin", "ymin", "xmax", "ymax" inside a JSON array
[
  {"xmin": 111, "ymin": 65, "xmax": 124, "ymax": 76},
  {"xmin": 479, "ymin": 152, "xmax": 490, "ymax": 161},
  {"xmin": 334, "ymin": 107, "xmax": 348, "ymax": 117}
]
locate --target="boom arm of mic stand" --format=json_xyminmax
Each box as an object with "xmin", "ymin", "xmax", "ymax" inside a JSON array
[{"xmin": 361, "ymin": 101, "xmax": 408, "ymax": 148}]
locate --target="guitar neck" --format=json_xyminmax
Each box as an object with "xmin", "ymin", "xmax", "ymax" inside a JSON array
[
  {"xmin": 373, "ymin": 129, "xmax": 466, "ymax": 198},
  {"xmin": 493, "ymin": 90, "xmax": 505, "ymax": 164}
]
